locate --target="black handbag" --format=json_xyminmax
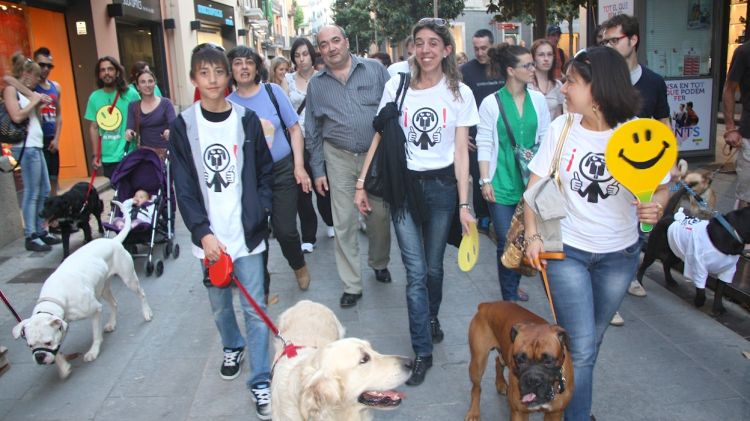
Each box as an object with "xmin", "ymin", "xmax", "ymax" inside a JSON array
[
  {"xmin": 365, "ymin": 72, "xmax": 410, "ymax": 198},
  {"xmin": 0, "ymin": 92, "xmax": 29, "ymax": 145}
]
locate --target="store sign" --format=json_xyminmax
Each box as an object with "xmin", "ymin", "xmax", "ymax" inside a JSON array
[
  {"xmin": 113, "ymin": 0, "xmax": 162, "ymax": 21},
  {"xmin": 598, "ymin": 0, "xmax": 633, "ymax": 23},
  {"xmin": 194, "ymin": 0, "xmax": 234, "ymax": 27},
  {"xmin": 666, "ymin": 78, "xmax": 712, "ymax": 152}
]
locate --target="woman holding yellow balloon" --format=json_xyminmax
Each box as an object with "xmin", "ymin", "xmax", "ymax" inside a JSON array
[{"xmin": 523, "ymin": 46, "xmax": 669, "ymax": 421}]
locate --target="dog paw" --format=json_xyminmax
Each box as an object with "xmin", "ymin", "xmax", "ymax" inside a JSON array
[
  {"xmin": 711, "ymin": 306, "xmax": 727, "ymax": 317},
  {"xmin": 694, "ymin": 295, "xmax": 706, "ymax": 308},
  {"xmin": 83, "ymin": 351, "xmax": 99, "ymax": 362},
  {"xmin": 104, "ymin": 323, "xmax": 116, "ymax": 333},
  {"xmin": 58, "ymin": 365, "xmax": 72, "ymax": 379},
  {"xmin": 143, "ymin": 308, "xmax": 153, "ymax": 322}
]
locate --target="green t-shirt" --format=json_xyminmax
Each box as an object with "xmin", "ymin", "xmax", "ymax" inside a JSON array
[
  {"xmin": 126, "ymin": 83, "xmax": 163, "ymax": 100},
  {"xmin": 492, "ymin": 87, "xmax": 538, "ymax": 205},
  {"xmin": 84, "ymin": 88, "xmax": 139, "ymax": 163}
]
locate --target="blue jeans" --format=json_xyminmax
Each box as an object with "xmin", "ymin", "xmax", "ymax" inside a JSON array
[
  {"xmin": 392, "ymin": 177, "xmax": 456, "ymax": 357},
  {"xmin": 488, "ymin": 202, "xmax": 522, "ymax": 300},
  {"xmin": 12, "ymin": 147, "xmax": 50, "ymax": 238},
  {"xmin": 546, "ymin": 242, "xmax": 640, "ymax": 421},
  {"xmin": 205, "ymin": 254, "xmax": 270, "ymax": 387}
]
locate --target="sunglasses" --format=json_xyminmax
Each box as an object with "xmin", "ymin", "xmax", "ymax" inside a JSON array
[
  {"xmin": 418, "ymin": 17, "xmax": 448, "ymax": 27},
  {"xmin": 517, "ymin": 62, "xmax": 536, "ymax": 70},
  {"xmin": 598, "ymin": 34, "xmax": 628, "ymax": 47},
  {"xmin": 38, "ymin": 63, "xmax": 54, "ymax": 69},
  {"xmin": 192, "ymin": 43, "xmax": 225, "ymax": 54}
]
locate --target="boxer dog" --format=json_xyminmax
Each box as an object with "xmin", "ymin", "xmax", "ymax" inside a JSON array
[
  {"xmin": 39, "ymin": 182, "xmax": 104, "ymax": 259},
  {"xmin": 12, "ymin": 201, "xmax": 152, "ymax": 379},
  {"xmin": 465, "ymin": 301, "xmax": 573, "ymax": 421},
  {"xmin": 637, "ymin": 206, "xmax": 750, "ymax": 316}
]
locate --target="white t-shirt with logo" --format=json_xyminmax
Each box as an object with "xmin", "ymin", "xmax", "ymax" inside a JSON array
[
  {"xmin": 377, "ymin": 76, "xmax": 479, "ymax": 171},
  {"xmin": 667, "ymin": 217, "xmax": 739, "ymax": 288},
  {"xmin": 528, "ymin": 114, "xmax": 669, "ymax": 253},
  {"xmin": 190, "ymin": 108, "xmax": 265, "ymax": 261}
]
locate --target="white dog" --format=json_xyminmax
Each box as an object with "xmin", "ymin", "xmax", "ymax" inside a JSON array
[
  {"xmin": 271, "ymin": 300, "xmax": 411, "ymax": 421},
  {"xmin": 12, "ymin": 201, "xmax": 153, "ymax": 379}
]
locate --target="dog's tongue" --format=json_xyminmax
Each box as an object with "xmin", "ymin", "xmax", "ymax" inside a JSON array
[{"xmin": 522, "ymin": 393, "xmax": 537, "ymax": 404}]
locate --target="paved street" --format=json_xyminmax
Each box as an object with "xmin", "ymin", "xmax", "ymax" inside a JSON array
[{"xmin": 0, "ymin": 173, "xmax": 749, "ymax": 421}]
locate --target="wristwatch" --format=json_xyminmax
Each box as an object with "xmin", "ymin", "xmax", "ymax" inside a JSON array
[{"xmin": 478, "ymin": 178, "xmax": 492, "ymax": 187}]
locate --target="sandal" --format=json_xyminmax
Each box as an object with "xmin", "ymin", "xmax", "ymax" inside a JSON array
[{"xmin": 517, "ymin": 288, "xmax": 529, "ymax": 302}]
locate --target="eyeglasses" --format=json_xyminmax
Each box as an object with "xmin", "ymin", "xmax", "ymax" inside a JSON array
[
  {"xmin": 418, "ymin": 18, "xmax": 448, "ymax": 27},
  {"xmin": 192, "ymin": 43, "xmax": 225, "ymax": 54},
  {"xmin": 598, "ymin": 34, "xmax": 628, "ymax": 47},
  {"xmin": 517, "ymin": 62, "xmax": 536, "ymax": 70},
  {"xmin": 38, "ymin": 63, "xmax": 54, "ymax": 69}
]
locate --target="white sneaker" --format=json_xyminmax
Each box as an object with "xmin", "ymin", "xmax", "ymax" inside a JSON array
[
  {"xmin": 301, "ymin": 242, "xmax": 314, "ymax": 253},
  {"xmin": 610, "ymin": 312, "xmax": 624, "ymax": 327},
  {"xmin": 327, "ymin": 226, "xmax": 335, "ymax": 238},
  {"xmin": 627, "ymin": 280, "xmax": 647, "ymax": 297},
  {"xmin": 250, "ymin": 381, "xmax": 272, "ymax": 420}
]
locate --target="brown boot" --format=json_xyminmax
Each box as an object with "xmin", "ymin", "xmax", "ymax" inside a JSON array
[{"xmin": 294, "ymin": 265, "xmax": 311, "ymax": 290}]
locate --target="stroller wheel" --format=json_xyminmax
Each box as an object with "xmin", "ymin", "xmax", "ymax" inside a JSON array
[
  {"xmin": 165, "ymin": 242, "xmax": 173, "ymax": 259},
  {"xmin": 146, "ymin": 261, "xmax": 154, "ymax": 276},
  {"xmin": 173, "ymin": 244, "xmax": 180, "ymax": 259},
  {"xmin": 156, "ymin": 260, "xmax": 164, "ymax": 277}
]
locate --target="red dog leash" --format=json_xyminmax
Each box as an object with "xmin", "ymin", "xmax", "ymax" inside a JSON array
[
  {"xmin": 204, "ymin": 252, "xmax": 301, "ymax": 360},
  {"xmin": 0, "ymin": 289, "xmax": 22, "ymax": 323}
]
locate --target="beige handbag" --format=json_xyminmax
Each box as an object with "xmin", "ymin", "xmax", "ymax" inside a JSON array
[{"xmin": 500, "ymin": 113, "xmax": 573, "ymax": 275}]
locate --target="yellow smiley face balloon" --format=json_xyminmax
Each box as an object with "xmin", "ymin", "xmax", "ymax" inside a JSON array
[
  {"xmin": 605, "ymin": 118, "xmax": 677, "ymax": 232},
  {"xmin": 95, "ymin": 105, "xmax": 123, "ymax": 132}
]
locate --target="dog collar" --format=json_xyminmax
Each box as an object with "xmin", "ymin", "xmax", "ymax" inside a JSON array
[
  {"xmin": 36, "ymin": 297, "xmax": 66, "ymax": 319},
  {"xmin": 677, "ymin": 181, "xmax": 744, "ymax": 244}
]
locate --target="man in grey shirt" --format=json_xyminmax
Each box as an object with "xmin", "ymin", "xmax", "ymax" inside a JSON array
[{"xmin": 305, "ymin": 25, "xmax": 392, "ymax": 308}]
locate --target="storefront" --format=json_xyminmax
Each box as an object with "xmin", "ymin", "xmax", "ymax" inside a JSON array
[
  {"xmin": 193, "ymin": 0, "xmax": 237, "ymax": 50},
  {"xmin": 0, "ymin": 0, "xmax": 89, "ymax": 178},
  {"xmin": 109, "ymin": 0, "xmax": 170, "ymax": 98}
]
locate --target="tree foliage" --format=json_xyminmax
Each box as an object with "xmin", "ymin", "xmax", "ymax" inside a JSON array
[
  {"xmin": 292, "ymin": 0, "xmax": 304, "ymax": 34},
  {"xmin": 485, "ymin": 0, "xmax": 586, "ymax": 41},
  {"xmin": 374, "ymin": 0, "xmax": 466, "ymax": 44},
  {"xmin": 331, "ymin": 0, "xmax": 378, "ymax": 53}
]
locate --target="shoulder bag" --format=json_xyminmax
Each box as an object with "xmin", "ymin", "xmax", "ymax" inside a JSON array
[
  {"xmin": 494, "ymin": 93, "xmax": 539, "ymax": 186},
  {"xmin": 500, "ymin": 113, "xmax": 573, "ymax": 276},
  {"xmin": 364, "ymin": 72, "xmax": 410, "ymax": 198},
  {"xmin": 265, "ymin": 83, "xmax": 292, "ymax": 144},
  {"xmin": 0, "ymin": 92, "xmax": 30, "ymax": 172}
]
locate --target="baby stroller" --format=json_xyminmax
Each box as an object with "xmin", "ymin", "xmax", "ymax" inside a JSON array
[{"xmin": 103, "ymin": 148, "xmax": 179, "ymax": 276}]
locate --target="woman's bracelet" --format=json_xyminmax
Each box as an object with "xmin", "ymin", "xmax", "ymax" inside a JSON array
[
  {"xmin": 356, "ymin": 178, "xmax": 365, "ymax": 183},
  {"xmin": 458, "ymin": 203, "xmax": 471, "ymax": 210},
  {"xmin": 524, "ymin": 233, "xmax": 542, "ymax": 248}
]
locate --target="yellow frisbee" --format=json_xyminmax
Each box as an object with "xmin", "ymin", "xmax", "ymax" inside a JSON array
[{"xmin": 458, "ymin": 222, "xmax": 479, "ymax": 272}]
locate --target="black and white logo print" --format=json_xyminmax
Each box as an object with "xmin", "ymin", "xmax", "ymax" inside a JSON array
[
  {"xmin": 203, "ymin": 144, "xmax": 236, "ymax": 192},
  {"xmin": 408, "ymin": 107, "xmax": 442, "ymax": 150},
  {"xmin": 570, "ymin": 152, "xmax": 619, "ymax": 203}
]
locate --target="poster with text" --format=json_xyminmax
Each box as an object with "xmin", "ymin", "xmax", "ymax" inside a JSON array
[
  {"xmin": 666, "ymin": 78, "xmax": 712, "ymax": 152},
  {"xmin": 598, "ymin": 0, "xmax": 634, "ymax": 23}
]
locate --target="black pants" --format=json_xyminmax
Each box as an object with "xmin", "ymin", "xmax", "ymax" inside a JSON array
[
  {"xmin": 297, "ymin": 158, "xmax": 332, "ymax": 244},
  {"xmin": 469, "ymin": 147, "xmax": 488, "ymax": 219},
  {"xmin": 262, "ymin": 155, "xmax": 305, "ymax": 294}
]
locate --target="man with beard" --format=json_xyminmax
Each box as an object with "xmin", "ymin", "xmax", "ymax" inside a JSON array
[
  {"xmin": 84, "ymin": 56, "xmax": 138, "ymax": 178},
  {"xmin": 460, "ymin": 29, "xmax": 504, "ymax": 236}
]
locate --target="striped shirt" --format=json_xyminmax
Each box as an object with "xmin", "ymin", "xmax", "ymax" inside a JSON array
[{"xmin": 304, "ymin": 55, "xmax": 390, "ymax": 178}]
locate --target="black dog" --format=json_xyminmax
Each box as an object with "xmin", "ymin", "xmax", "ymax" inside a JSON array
[
  {"xmin": 637, "ymin": 207, "xmax": 750, "ymax": 316},
  {"xmin": 39, "ymin": 182, "xmax": 104, "ymax": 258}
]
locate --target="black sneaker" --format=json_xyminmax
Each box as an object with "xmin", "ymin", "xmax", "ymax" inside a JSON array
[
  {"xmin": 220, "ymin": 347, "xmax": 244, "ymax": 380},
  {"xmin": 430, "ymin": 318, "xmax": 444, "ymax": 343},
  {"xmin": 38, "ymin": 231, "xmax": 62, "ymax": 245},
  {"xmin": 406, "ymin": 355, "xmax": 432, "ymax": 386},
  {"xmin": 250, "ymin": 381, "xmax": 272, "ymax": 420},
  {"xmin": 25, "ymin": 235, "xmax": 51, "ymax": 252}
]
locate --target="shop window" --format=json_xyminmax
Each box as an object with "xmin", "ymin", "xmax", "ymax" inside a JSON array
[{"xmin": 646, "ymin": 0, "xmax": 714, "ymax": 77}]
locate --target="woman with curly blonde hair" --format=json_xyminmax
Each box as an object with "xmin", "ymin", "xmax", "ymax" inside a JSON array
[
  {"xmin": 269, "ymin": 56, "xmax": 290, "ymax": 93},
  {"xmin": 355, "ymin": 17, "xmax": 479, "ymax": 386}
]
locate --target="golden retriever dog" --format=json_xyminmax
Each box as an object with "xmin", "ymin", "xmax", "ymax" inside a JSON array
[
  {"xmin": 271, "ymin": 301, "xmax": 412, "ymax": 421},
  {"xmin": 273, "ymin": 300, "xmax": 345, "ymax": 355}
]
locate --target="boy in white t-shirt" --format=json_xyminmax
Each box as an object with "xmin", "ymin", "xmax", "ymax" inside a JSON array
[{"xmin": 168, "ymin": 44, "xmax": 274, "ymax": 420}]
